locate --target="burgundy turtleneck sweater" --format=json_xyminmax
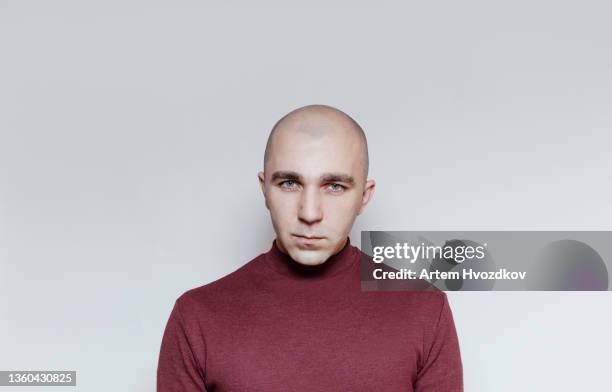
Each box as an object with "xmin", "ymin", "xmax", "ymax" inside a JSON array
[{"xmin": 157, "ymin": 238, "xmax": 463, "ymax": 391}]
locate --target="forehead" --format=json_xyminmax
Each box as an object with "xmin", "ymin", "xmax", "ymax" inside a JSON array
[{"xmin": 267, "ymin": 127, "xmax": 364, "ymax": 178}]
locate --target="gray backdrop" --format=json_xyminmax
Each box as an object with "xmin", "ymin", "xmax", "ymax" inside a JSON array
[{"xmin": 1, "ymin": 1, "xmax": 611, "ymax": 391}]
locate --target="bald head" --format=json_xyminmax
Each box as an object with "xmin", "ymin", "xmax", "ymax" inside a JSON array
[
  {"xmin": 258, "ymin": 104, "xmax": 376, "ymax": 266},
  {"xmin": 263, "ymin": 104, "xmax": 369, "ymax": 181}
]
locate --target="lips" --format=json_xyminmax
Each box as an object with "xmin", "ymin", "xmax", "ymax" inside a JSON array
[
  {"xmin": 292, "ymin": 234, "xmax": 325, "ymax": 247},
  {"xmin": 293, "ymin": 234, "xmax": 324, "ymax": 240}
]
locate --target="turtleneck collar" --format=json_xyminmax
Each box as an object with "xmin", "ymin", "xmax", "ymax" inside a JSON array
[{"xmin": 263, "ymin": 237, "xmax": 359, "ymax": 279}]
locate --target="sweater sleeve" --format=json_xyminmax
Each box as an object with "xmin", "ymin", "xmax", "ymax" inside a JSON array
[
  {"xmin": 414, "ymin": 292, "xmax": 463, "ymax": 392},
  {"xmin": 157, "ymin": 298, "xmax": 207, "ymax": 392}
]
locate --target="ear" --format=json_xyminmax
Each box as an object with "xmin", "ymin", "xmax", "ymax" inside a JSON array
[
  {"xmin": 357, "ymin": 179, "xmax": 376, "ymax": 215},
  {"xmin": 257, "ymin": 171, "xmax": 269, "ymax": 210}
]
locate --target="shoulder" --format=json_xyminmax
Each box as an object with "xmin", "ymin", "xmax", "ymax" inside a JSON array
[
  {"xmin": 368, "ymin": 289, "xmax": 449, "ymax": 330},
  {"xmin": 411, "ymin": 291, "xmax": 449, "ymax": 322},
  {"xmin": 173, "ymin": 252, "xmax": 267, "ymax": 314},
  {"xmin": 375, "ymin": 289, "xmax": 447, "ymax": 310}
]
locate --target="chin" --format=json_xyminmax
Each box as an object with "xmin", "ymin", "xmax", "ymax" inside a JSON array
[{"xmin": 288, "ymin": 248, "xmax": 330, "ymax": 266}]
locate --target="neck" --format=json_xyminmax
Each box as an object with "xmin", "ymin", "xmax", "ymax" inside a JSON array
[{"xmin": 265, "ymin": 237, "xmax": 357, "ymax": 279}]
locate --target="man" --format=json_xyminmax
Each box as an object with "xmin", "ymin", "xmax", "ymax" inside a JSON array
[{"xmin": 157, "ymin": 105, "xmax": 463, "ymax": 391}]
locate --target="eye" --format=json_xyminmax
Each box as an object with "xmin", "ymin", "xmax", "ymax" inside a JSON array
[
  {"xmin": 279, "ymin": 180, "xmax": 298, "ymax": 190},
  {"xmin": 327, "ymin": 183, "xmax": 345, "ymax": 193}
]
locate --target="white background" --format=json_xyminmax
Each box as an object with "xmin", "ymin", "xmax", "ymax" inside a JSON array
[{"xmin": 1, "ymin": 1, "xmax": 611, "ymax": 390}]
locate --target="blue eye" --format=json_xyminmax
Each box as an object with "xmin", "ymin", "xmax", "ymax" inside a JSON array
[
  {"xmin": 328, "ymin": 183, "xmax": 345, "ymax": 193},
  {"xmin": 280, "ymin": 180, "xmax": 297, "ymax": 189}
]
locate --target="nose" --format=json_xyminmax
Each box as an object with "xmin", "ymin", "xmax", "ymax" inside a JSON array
[{"xmin": 298, "ymin": 186, "xmax": 323, "ymax": 224}]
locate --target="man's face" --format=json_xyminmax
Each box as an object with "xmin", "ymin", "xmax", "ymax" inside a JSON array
[{"xmin": 258, "ymin": 123, "xmax": 375, "ymax": 266}]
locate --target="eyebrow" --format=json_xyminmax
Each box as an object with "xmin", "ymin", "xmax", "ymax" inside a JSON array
[{"xmin": 270, "ymin": 171, "xmax": 355, "ymax": 185}]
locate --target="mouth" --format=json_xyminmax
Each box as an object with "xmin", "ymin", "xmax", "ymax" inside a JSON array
[
  {"xmin": 293, "ymin": 234, "xmax": 325, "ymax": 240},
  {"xmin": 292, "ymin": 234, "xmax": 325, "ymax": 246}
]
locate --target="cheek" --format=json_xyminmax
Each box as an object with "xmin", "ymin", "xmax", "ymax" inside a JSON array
[
  {"xmin": 268, "ymin": 193, "xmax": 296, "ymax": 221},
  {"xmin": 331, "ymin": 191, "xmax": 362, "ymax": 210},
  {"xmin": 323, "ymin": 196, "xmax": 360, "ymax": 224}
]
